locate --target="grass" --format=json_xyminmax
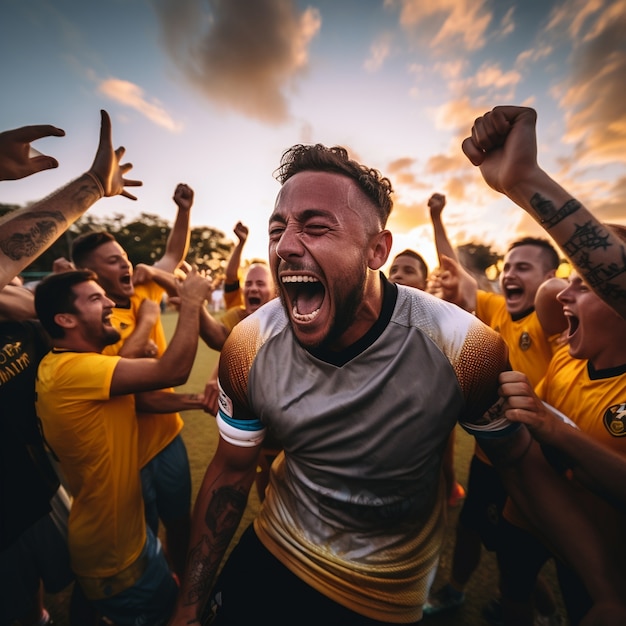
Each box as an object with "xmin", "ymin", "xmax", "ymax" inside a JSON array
[{"xmin": 42, "ymin": 310, "xmax": 564, "ymax": 626}]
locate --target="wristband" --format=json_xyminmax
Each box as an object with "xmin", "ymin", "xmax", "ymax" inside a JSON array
[{"xmin": 85, "ymin": 171, "xmax": 105, "ymax": 198}]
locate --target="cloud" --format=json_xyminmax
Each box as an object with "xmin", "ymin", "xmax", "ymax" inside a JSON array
[
  {"xmin": 98, "ymin": 78, "xmax": 184, "ymax": 132},
  {"xmin": 389, "ymin": 0, "xmax": 493, "ymax": 51},
  {"xmin": 364, "ymin": 34, "xmax": 392, "ymax": 72},
  {"xmin": 548, "ymin": 0, "xmax": 626, "ymax": 167},
  {"xmin": 515, "ymin": 43, "xmax": 553, "ymax": 68},
  {"xmin": 151, "ymin": 0, "xmax": 321, "ymax": 124},
  {"xmin": 498, "ymin": 6, "xmax": 515, "ymax": 39}
]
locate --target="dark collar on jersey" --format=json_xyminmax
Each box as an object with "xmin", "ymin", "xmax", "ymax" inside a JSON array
[
  {"xmin": 307, "ymin": 272, "xmax": 397, "ymax": 367},
  {"xmin": 510, "ymin": 306, "xmax": 535, "ymax": 322},
  {"xmin": 587, "ymin": 360, "xmax": 626, "ymax": 380}
]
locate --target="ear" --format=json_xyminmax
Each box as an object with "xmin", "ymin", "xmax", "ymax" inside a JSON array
[
  {"xmin": 368, "ymin": 230, "xmax": 392, "ymax": 270},
  {"xmin": 54, "ymin": 312, "xmax": 76, "ymax": 329}
]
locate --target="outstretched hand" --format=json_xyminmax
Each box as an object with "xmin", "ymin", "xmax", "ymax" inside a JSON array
[
  {"xmin": 0, "ymin": 123, "xmax": 65, "ymax": 181},
  {"xmin": 88, "ymin": 110, "xmax": 142, "ymax": 200},
  {"xmin": 461, "ymin": 105, "xmax": 540, "ymax": 196}
]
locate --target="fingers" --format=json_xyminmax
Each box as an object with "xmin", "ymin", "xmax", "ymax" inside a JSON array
[
  {"xmin": 439, "ymin": 255, "xmax": 459, "ymax": 274},
  {"xmin": 461, "ymin": 136, "xmax": 485, "ymax": 166},
  {"xmin": 13, "ymin": 124, "xmax": 65, "ymax": 143},
  {"xmin": 462, "ymin": 109, "xmax": 511, "ymax": 165},
  {"xmin": 28, "ymin": 154, "xmax": 60, "ymax": 174},
  {"xmin": 97, "ymin": 110, "xmax": 112, "ymax": 152},
  {"xmin": 121, "ymin": 189, "xmax": 138, "ymax": 201}
]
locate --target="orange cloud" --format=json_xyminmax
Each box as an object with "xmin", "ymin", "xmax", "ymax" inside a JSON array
[
  {"xmin": 98, "ymin": 78, "xmax": 183, "ymax": 131},
  {"xmin": 391, "ymin": 0, "xmax": 493, "ymax": 51}
]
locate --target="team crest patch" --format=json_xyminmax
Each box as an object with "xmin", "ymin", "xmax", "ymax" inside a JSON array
[
  {"xmin": 519, "ymin": 331, "xmax": 531, "ymax": 351},
  {"xmin": 604, "ymin": 403, "xmax": 626, "ymax": 437}
]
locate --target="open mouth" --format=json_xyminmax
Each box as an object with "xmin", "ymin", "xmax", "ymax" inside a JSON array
[
  {"xmin": 504, "ymin": 285, "xmax": 523, "ymax": 301},
  {"xmin": 566, "ymin": 313, "xmax": 580, "ymax": 338},
  {"xmin": 248, "ymin": 296, "xmax": 261, "ymax": 308},
  {"xmin": 282, "ymin": 275, "xmax": 325, "ymax": 323},
  {"xmin": 121, "ymin": 274, "xmax": 132, "ymax": 286}
]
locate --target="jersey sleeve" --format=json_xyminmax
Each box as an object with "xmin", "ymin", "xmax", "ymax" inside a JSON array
[
  {"xmin": 456, "ymin": 320, "xmax": 520, "ymax": 440},
  {"xmin": 215, "ymin": 319, "xmax": 266, "ymax": 447}
]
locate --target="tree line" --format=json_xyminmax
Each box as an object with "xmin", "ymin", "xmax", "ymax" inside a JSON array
[{"xmin": 0, "ymin": 204, "xmax": 234, "ymax": 280}]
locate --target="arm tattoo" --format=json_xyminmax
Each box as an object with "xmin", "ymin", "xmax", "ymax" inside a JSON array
[
  {"xmin": 530, "ymin": 194, "xmax": 581, "ymax": 228},
  {"xmin": 530, "ymin": 194, "xmax": 626, "ymax": 305},
  {"xmin": 0, "ymin": 211, "xmax": 65, "ymax": 261},
  {"xmin": 182, "ymin": 485, "xmax": 247, "ymax": 608},
  {"xmin": 563, "ymin": 221, "xmax": 626, "ymax": 304}
]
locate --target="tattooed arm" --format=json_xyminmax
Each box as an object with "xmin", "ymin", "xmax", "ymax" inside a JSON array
[
  {"xmin": 170, "ymin": 438, "xmax": 260, "ymax": 625},
  {"xmin": 462, "ymin": 105, "xmax": 626, "ymax": 319},
  {"xmin": 0, "ymin": 110, "xmax": 141, "ymax": 291}
]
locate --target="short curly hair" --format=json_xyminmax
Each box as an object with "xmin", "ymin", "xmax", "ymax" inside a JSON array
[{"xmin": 275, "ymin": 144, "xmax": 394, "ymax": 227}]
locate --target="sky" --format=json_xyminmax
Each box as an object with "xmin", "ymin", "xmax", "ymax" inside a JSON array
[{"xmin": 2, "ymin": 0, "xmax": 625, "ymax": 273}]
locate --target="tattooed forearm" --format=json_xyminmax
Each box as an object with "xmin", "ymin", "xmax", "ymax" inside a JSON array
[
  {"xmin": 181, "ymin": 485, "xmax": 248, "ymax": 609},
  {"xmin": 184, "ymin": 536, "xmax": 220, "ymax": 606},
  {"xmin": 559, "ymin": 221, "xmax": 626, "ymax": 305},
  {"xmin": 530, "ymin": 194, "xmax": 581, "ymax": 228},
  {"xmin": 0, "ymin": 211, "xmax": 65, "ymax": 261}
]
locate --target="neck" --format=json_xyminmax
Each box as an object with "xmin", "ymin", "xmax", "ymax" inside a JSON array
[
  {"xmin": 54, "ymin": 336, "xmax": 103, "ymax": 354},
  {"xmin": 330, "ymin": 270, "xmax": 384, "ymax": 351}
]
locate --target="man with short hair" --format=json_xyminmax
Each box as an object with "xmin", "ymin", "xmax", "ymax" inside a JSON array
[
  {"xmin": 425, "ymin": 210, "xmax": 565, "ymax": 621},
  {"xmin": 172, "ymin": 144, "xmax": 621, "ymax": 626},
  {"xmin": 69, "ymin": 184, "xmax": 225, "ymax": 580},
  {"xmin": 34, "ymin": 268, "xmax": 210, "ymax": 625},
  {"xmin": 388, "ymin": 248, "xmax": 429, "ymax": 291}
]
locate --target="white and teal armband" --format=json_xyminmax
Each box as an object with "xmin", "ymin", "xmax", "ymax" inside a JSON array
[{"xmin": 216, "ymin": 381, "xmax": 266, "ymax": 447}]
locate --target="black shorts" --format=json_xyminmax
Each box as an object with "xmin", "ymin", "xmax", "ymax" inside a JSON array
[
  {"xmin": 203, "ymin": 525, "xmax": 422, "ymax": 626},
  {"xmin": 457, "ymin": 455, "xmax": 508, "ymax": 551}
]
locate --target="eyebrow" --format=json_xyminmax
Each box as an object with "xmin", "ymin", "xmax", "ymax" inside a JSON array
[{"xmin": 269, "ymin": 208, "xmax": 336, "ymax": 224}]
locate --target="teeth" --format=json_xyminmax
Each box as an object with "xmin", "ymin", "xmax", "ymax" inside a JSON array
[
  {"xmin": 292, "ymin": 305, "xmax": 320, "ymax": 322},
  {"xmin": 282, "ymin": 275, "xmax": 319, "ymax": 283}
]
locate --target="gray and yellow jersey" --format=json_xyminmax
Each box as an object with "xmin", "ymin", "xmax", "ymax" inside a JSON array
[{"xmin": 217, "ymin": 277, "xmax": 510, "ymax": 622}]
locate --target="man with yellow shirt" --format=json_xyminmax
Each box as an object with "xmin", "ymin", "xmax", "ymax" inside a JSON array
[
  {"xmin": 70, "ymin": 183, "xmax": 196, "ymax": 580},
  {"xmin": 499, "ymin": 245, "xmax": 626, "ymax": 624},
  {"xmin": 34, "ymin": 268, "xmax": 210, "ymax": 625},
  {"xmin": 425, "ymin": 206, "xmax": 564, "ymax": 622}
]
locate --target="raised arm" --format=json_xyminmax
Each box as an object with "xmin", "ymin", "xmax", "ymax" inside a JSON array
[
  {"xmin": 155, "ymin": 183, "xmax": 193, "ymax": 273},
  {"xmin": 225, "ymin": 222, "xmax": 249, "ymax": 284},
  {"xmin": 135, "ymin": 263, "xmax": 229, "ymax": 351},
  {"xmin": 462, "ymin": 105, "xmax": 626, "ymax": 319},
  {"xmin": 116, "ymin": 298, "xmax": 161, "ymax": 358},
  {"xmin": 0, "ymin": 110, "xmax": 141, "ymax": 290},
  {"xmin": 110, "ymin": 269, "xmax": 210, "ymax": 395},
  {"xmin": 428, "ymin": 193, "xmax": 458, "ymax": 263}
]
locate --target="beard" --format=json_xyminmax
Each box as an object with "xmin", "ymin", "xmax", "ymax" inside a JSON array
[
  {"xmin": 279, "ymin": 261, "xmax": 367, "ymax": 352},
  {"xmin": 322, "ymin": 264, "xmax": 366, "ymax": 350},
  {"xmin": 103, "ymin": 326, "xmax": 121, "ymax": 346}
]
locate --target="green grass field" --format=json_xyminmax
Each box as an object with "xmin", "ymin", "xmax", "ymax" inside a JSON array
[{"xmin": 42, "ymin": 310, "xmax": 564, "ymax": 626}]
